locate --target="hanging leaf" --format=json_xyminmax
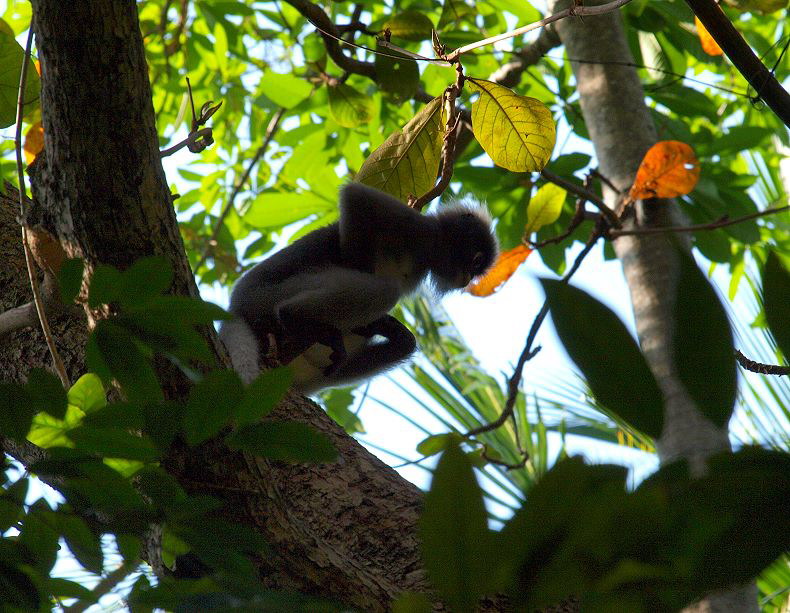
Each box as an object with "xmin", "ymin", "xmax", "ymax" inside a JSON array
[
  {"xmin": 375, "ymin": 43, "xmax": 419, "ymax": 102},
  {"xmin": 467, "ymin": 78, "xmax": 555, "ymax": 173},
  {"xmin": 467, "ymin": 245, "xmax": 532, "ymax": 297},
  {"xmin": 629, "ymin": 141, "xmax": 700, "ymax": 200},
  {"xmin": 525, "ymin": 183, "xmax": 566, "ymax": 235},
  {"xmin": 355, "ymin": 97, "xmax": 444, "ymax": 203},
  {"xmin": 763, "ymin": 251, "xmax": 790, "ymax": 361},
  {"xmin": 694, "ymin": 17, "xmax": 723, "ymax": 56},
  {"xmin": 327, "ymin": 82, "xmax": 373, "ymax": 128},
  {"xmin": 383, "ymin": 11, "xmax": 434, "ymax": 41},
  {"xmin": 0, "ymin": 28, "xmax": 40, "ymax": 128}
]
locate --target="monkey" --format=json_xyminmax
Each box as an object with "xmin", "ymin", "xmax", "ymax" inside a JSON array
[{"xmin": 219, "ymin": 182, "xmax": 498, "ymax": 393}]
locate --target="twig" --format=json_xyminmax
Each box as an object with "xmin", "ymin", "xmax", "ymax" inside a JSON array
[
  {"xmin": 608, "ymin": 205, "xmax": 789, "ymax": 237},
  {"xmin": 540, "ymin": 169, "xmax": 621, "ymax": 228},
  {"xmin": 194, "ymin": 107, "xmax": 286, "ymax": 271},
  {"xmin": 446, "ymin": 0, "xmax": 633, "ymax": 60},
  {"xmin": 408, "ymin": 67, "xmax": 464, "ymax": 211},
  {"xmin": 0, "ymin": 302, "xmax": 37, "ymax": 337},
  {"xmin": 15, "ymin": 28, "xmax": 70, "ymax": 389},
  {"xmin": 62, "ymin": 563, "xmax": 136, "ymax": 613},
  {"xmin": 159, "ymin": 127, "xmax": 213, "ymax": 158},
  {"xmin": 465, "ymin": 226, "xmax": 605, "ymax": 439},
  {"xmin": 735, "ymin": 349, "xmax": 790, "ymax": 376}
]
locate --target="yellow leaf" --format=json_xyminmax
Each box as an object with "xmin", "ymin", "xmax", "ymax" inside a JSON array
[
  {"xmin": 629, "ymin": 141, "xmax": 700, "ymax": 200},
  {"xmin": 467, "ymin": 245, "xmax": 532, "ymax": 297},
  {"xmin": 467, "ymin": 78, "xmax": 555, "ymax": 172},
  {"xmin": 355, "ymin": 97, "xmax": 444, "ymax": 203},
  {"xmin": 23, "ymin": 121, "xmax": 44, "ymax": 165},
  {"xmin": 525, "ymin": 183, "xmax": 566, "ymax": 235},
  {"xmin": 695, "ymin": 17, "xmax": 723, "ymax": 56}
]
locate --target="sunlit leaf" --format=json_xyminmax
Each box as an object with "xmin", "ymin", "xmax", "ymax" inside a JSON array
[
  {"xmin": 629, "ymin": 141, "xmax": 700, "ymax": 200},
  {"xmin": 694, "ymin": 17, "xmax": 723, "ymax": 56},
  {"xmin": 467, "ymin": 245, "xmax": 532, "ymax": 297},
  {"xmin": 327, "ymin": 83, "xmax": 373, "ymax": 128},
  {"xmin": 467, "ymin": 78, "xmax": 555, "ymax": 172},
  {"xmin": 355, "ymin": 97, "xmax": 444, "ymax": 203},
  {"xmin": 258, "ymin": 72, "xmax": 312, "ymax": 109},
  {"xmin": 23, "ymin": 120, "xmax": 43, "ymax": 164},
  {"xmin": 438, "ymin": 0, "xmax": 474, "ymax": 28},
  {"xmin": 525, "ymin": 183, "xmax": 566, "ymax": 235}
]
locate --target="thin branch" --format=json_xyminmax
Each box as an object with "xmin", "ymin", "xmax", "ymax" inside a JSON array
[
  {"xmin": 540, "ymin": 169, "xmax": 621, "ymax": 228},
  {"xmin": 608, "ymin": 205, "xmax": 789, "ymax": 237},
  {"xmin": 446, "ymin": 0, "xmax": 633, "ymax": 60},
  {"xmin": 15, "ymin": 28, "xmax": 70, "ymax": 389},
  {"xmin": 159, "ymin": 127, "xmax": 213, "ymax": 158},
  {"xmin": 465, "ymin": 226, "xmax": 605, "ymax": 439},
  {"xmin": 194, "ymin": 107, "xmax": 286, "ymax": 271},
  {"xmin": 62, "ymin": 563, "xmax": 137, "ymax": 613},
  {"xmin": 686, "ymin": 0, "xmax": 790, "ymax": 127},
  {"xmin": 735, "ymin": 349, "xmax": 790, "ymax": 376},
  {"xmin": 0, "ymin": 301, "xmax": 37, "ymax": 337}
]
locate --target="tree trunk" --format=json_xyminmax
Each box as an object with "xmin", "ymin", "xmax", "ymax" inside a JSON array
[
  {"xmin": 17, "ymin": 2, "xmax": 435, "ymax": 610},
  {"xmin": 550, "ymin": 2, "xmax": 758, "ymax": 611}
]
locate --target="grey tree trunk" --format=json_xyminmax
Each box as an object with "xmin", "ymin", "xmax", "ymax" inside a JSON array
[{"xmin": 550, "ymin": 1, "xmax": 758, "ymax": 611}]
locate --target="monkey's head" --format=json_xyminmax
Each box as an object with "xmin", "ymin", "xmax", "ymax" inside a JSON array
[{"xmin": 432, "ymin": 205, "xmax": 498, "ymax": 292}]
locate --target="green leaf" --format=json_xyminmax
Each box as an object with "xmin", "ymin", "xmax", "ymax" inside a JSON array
[
  {"xmin": 89, "ymin": 320, "xmax": 164, "ymax": 404},
  {"xmin": 234, "ymin": 367, "xmax": 292, "ymax": 427},
  {"xmin": 672, "ymin": 250, "xmax": 736, "ymax": 427},
  {"xmin": 27, "ymin": 368, "xmax": 67, "ymax": 419},
  {"xmin": 58, "ymin": 258, "xmax": 85, "ymax": 304},
  {"xmin": 419, "ymin": 440, "xmax": 492, "ymax": 613},
  {"xmin": 0, "ymin": 28, "xmax": 40, "ymax": 128},
  {"xmin": 258, "ymin": 72, "xmax": 312, "ymax": 108},
  {"xmin": 417, "ymin": 432, "xmax": 458, "ymax": 457},
  {"xmin": 18, "ymin": 504, "xmax": 60, "ymax": 575},
  {"xmin": 245, "ymin": 191, "xmax": 335, "ymax": 229},
  {"xmin": 116, "ymin": 255, "xmax": 174, "ymax": 307},
  {"xmin": 525, "ymin": 183, "xmax": 566, "ymax": 235},
  {"xmin": 0, "ymin": 477, "xmax": 27, "ymax": 531},
  {"xmin": 87, "ymin": 264, "xmax": 123, "ymax": 308},
  {"xmin": 541, "ymin": 279, "xmax": 664, "ymax": 438},
  {"xmin": 438, "ymin": 0, "xmax": 475, "ymax": 28},
  {"xmin": 383, "ymin": 11, "xmax": 434, "ymax": 41},
  {"xmin": 184, "ymin": 370, "xmax": 244, "ymax": 446},
  {"xmin": 47, "ymin": 577, "xmax": 98, "ymax": 603},
  {"xmin": 58, "ymin": 513, "xmax": 104, "ymax": 574},
  {"xmin": 327, "ymin": 83, "xmax": 373, "ymax": 128},
  {"xmin": 355, "ymin": 96, "xmax": 444, "ymax": 203},
  {"xmin": 375, "ymin": 44, "xmax": 419, "ymax": 102},
  {"xmin": 68, "ymin": 426, "xmax": 159, "ymax": 462},
  {"xmin": 467, "ymin": 78, "xmax": 555, "ymax": 172},
  {"xmin": 68, "ymin": 374, "xmax": 107, "ymax": 414},
  {"xmin": 227, "ymin": 421, "xmax": 337, "ymax": 463},
  {"xmin": 763, "ymin": 251, "xmax": 790, "ymax": 362},
  {"xmin": 320, "ymin": 387, "xmax": 365, "ymax": 434},
  {"xmin": 0, "ymin": 561, "xmax": 41, "ymax": 611},
  {"xmin": 722, "ymin": 0, "xmax": 788, "ymax": 12}
]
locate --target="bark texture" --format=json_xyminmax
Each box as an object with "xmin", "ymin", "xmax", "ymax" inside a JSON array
[
  {"xmin": 21, "ymin": 1, "xmax": 435, "ymax": 610},
  {"xmin": 550, "ymin": 2, "xmax": 757, "ymax": 611}
]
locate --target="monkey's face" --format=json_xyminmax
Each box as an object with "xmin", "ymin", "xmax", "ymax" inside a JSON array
[{"xmin": 434, "ymin": 207, "xmax": 498, "ymax": 291}]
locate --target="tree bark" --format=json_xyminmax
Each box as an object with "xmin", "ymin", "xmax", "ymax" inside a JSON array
[
  {"xmin": 550, "ymin": 2, "xmax": 758, "ymax": 611},
  {"xmin": 18, "ymin": 1, "xmax": 434, "ymax": 610}
]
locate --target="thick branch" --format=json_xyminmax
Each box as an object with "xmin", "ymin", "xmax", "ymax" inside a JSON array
[{"xmin": 686, "ymin": 0, "xmax": 790, "ymax": 127}]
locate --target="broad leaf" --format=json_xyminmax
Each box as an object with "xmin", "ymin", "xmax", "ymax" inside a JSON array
[
  {"xmin": 327, "ymin": 83, "xmax": 373, "ymax": 128},
  {"xmin": 763, "ymin": 251, "xmax": 790, "ymax": 361},
  {"xmin": 467, "ymin": 245, "xmax": 532, "ymax": 297},
  {"xmin": 375, "ymin": 44, "xmax": 419, "ymax": 102},
  {"xmin": 234, "ymin": 367, "xmax": 292, "ymax": 427},
  {"xmin": 227, "ymin": 421, "xmax": 337, "ymax": 463},
  {"xmin": 184, "ymin": 370, "xmax": 244, "ymax": 446},
  {"xmin": 0, "ymin": 27, "xmax": 40, "ymax": 128},
  {"xmin": 419, "ymin": 441, "xmax": 493, "ymax": 613},
  {"xmin": 672, "ymin": 249, "xmax": 736, "ymax": 427},
  {"xmin": 525, "ymin": 183, "xmax": 566, "ymax": 235},
  {"xmin": 695, "ymin": 17, "xmax": 723, "ymax": 56},
  {"xmin": 382, "ymin": 11, "xmax": 434, "ymax": 41},
  {"xmin": 258, "ymin": 72, "xmax": 312, "ymax": 108},
  {"xmin": 541, "ymin": 279, "xmax": 664, "ymax": 437},
  {"xmin": 355, "ymin": 96, "xmax": 444, "ymax": 203},
  {"xmin": 629, "ymin": 141, "xmax": 700, "ymax": 200},
  {"xmin": 467, "ymin": 78, "xmax": 555, "ymax": 172}
]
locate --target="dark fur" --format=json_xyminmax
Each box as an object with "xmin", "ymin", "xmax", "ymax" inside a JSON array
[{"xmin": 222, "ymin": 183, "xmax": 497, "ymax": 392}]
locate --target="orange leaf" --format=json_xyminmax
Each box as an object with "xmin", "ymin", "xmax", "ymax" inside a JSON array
[
  {"xmin": 695, "ymin": 16, "xmax": 723, "ymax": 56},
  {"xmin": 467, "ymin": 245, "xmax": 532, "ymax": 297},
  {"xmin": 23, "ymin": 121, "xmax": 44, "ymax": 165},
  {"xmin": 629, "ymin": 141, "xmax": 700, "ymax": 201}
]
